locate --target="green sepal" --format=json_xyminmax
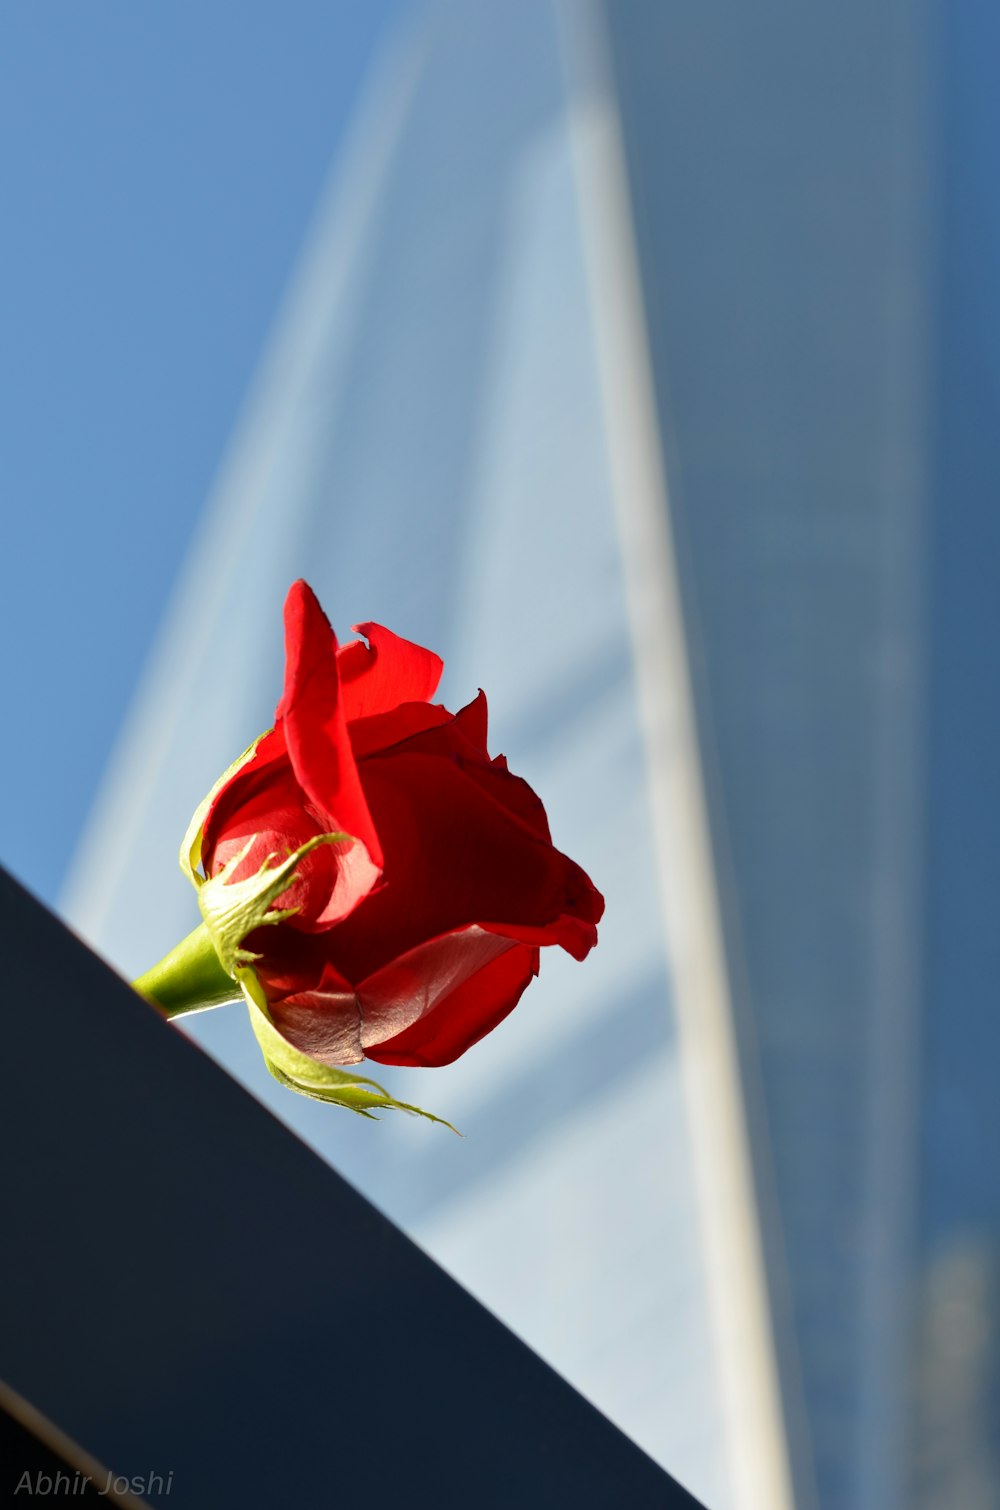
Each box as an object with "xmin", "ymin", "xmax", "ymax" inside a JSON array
[
  {"xmin": 197, "ymin": 831, "xmax": 348, "ymax": 980},
  {"xmin": 240, "ymin": 966, "xmax": 459, "ymax": 1130}
]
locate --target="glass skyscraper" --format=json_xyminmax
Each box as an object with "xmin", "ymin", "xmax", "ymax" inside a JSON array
[{"xmin": 64, "ymin": 4, "xmax": 1000, "ymax": 1507}]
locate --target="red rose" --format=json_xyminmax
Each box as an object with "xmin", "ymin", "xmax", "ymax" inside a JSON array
[{"xmin": 196, "ymin": 580, "xmax": 603, "ymax": 1069}]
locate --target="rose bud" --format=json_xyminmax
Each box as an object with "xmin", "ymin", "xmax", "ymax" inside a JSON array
[{"xmin": 136, "ymin": 580, "xmax": 603, "ymax": 1116}]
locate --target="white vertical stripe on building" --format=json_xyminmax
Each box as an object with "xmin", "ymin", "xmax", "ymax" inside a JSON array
[{"xmin": 556, "ymin": 5, "xmax": 798, "ymax": 1506}]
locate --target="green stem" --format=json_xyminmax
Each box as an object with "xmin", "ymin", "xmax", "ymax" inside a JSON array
[{"xmin": 134, "ymin": 921, "xmax": 241, "ymax": 1019}]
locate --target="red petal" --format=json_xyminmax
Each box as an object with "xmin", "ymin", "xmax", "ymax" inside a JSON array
[
  {"xmin": 480, "ymin": 913, "xmax": 601, "ymax": 963},
  {"xmin": 248, "ymin": 924, "xmax": 330, "ymax": 995},
  {"xmin": 204, "ymin": 758, "xmax": 376, "ymax": 930},
  {"xmin": 366, "ymin": 937, "xmax": 540, "ymax": 1067},
  {"xmin": 356, "ymin": 924, "xmax": 518, "ymax": 1051},
  {"xmin": 323, "ymin": 750, "xmax": 602, "ymax": 982},
  {"xmin": 337, "ymin": 622, "xmax": 443, "ymax": 722},
  {"xmin": 362, "ymin": 690, "xmax": 553, "ymax": 842},
  {"xmin": 266, "ymin": 962, "xmax": 364, "ymax": 1066},
  {"xmin": 278, "ymin": 581, "xmax": 383, "ymax": 873},
  {"xmin": 201, "ymin": 725, "xmax": 288, "ymax": 870},
  {"xmin": 206, "ymin": 760, "xmax": 324, "ymax": 880},
  {"xmin": 348, "ymin": 700, "xmax": 454, "ymax": 761},
  {"xmin": 457, "ymin": 695, "xmax": 552, "ymax": 841},
  {"xmin": 451, "ymin": 688, "xmax": 489, "ymax": 753}
]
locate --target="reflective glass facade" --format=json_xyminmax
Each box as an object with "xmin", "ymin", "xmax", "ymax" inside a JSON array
[
  {"xmin": 64, "ymin": 3, "xmax": 1000, "ymax": 1507},
  {"xmin": 606, "ymin": 2, "xmax": 1000, "ymax": 1507}
]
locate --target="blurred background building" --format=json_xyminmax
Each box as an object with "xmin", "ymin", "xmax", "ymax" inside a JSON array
[{"xmin": 4, "ymin": 1, "xmax": 996, "ymax": 1507}]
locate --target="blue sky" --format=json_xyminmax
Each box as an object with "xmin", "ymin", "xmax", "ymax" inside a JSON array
[{"xmin": 0, "ymin": 1, "xmax": 401, "ymax": 907}]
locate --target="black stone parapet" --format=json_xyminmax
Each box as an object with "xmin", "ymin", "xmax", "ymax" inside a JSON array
[{"xmin": 0, "ymin": 866, "xmax": 703, "ymax": 1509}]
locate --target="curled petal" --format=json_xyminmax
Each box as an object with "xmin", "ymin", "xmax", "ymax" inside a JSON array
[
  {"xmin": 204, "ymin": 752, "xmax": 373, "ymax": 930},
  {"xmin": 358, "ymin": 925, "xmax": 520, "ymax": 1052},
  {"xmin": 266, "ymin": 961, "xmax": 363, "ymax": 1065},
  {"xmin": 366, "ymin": 938, "xmax": 540, "ymax": 1068},
  {"xmin": 278, "ymin": 580, "xmax": 383, "ymax": 874},
  {"xmin": 262, "ymin": 926, "xmax": 532, "ymax": 1068},
  {"xmin": 199, "ymin": 726, "xmax": 288, "ymax": 880},
  {"xmin": 479, "ymin": 912, "xmax": 601, "ymax": 964},
  {"xmin": 338, "ymin": 621, "xmax": 443, "ymax": 722}
]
